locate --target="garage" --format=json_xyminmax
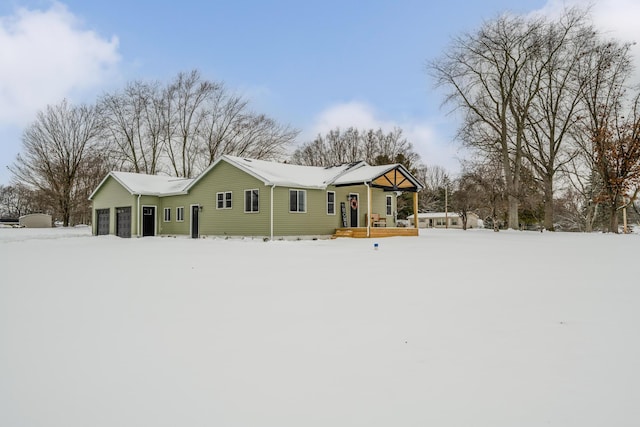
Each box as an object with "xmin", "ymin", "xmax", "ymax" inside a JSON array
[
  {"xmin": 96, "ymin": 209, "xmax": 110, "ymax": 235},
  {"xmin": 116, "ymin": 207, "xmax": 131, "ymax": 238}
]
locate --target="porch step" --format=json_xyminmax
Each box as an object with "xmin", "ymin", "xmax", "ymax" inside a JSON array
[
  {"xmin": 333, "ymin": 227, "xmax": 419, "ymax": 238},
  {"xmin": 332, "ymin": 229, "xmax": 354, "ymax": 239}
]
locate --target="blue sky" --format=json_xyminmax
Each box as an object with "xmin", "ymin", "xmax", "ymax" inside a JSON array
[{"xmin": 1, "ymin": 0, "xmax": 638, "ymax": 185}]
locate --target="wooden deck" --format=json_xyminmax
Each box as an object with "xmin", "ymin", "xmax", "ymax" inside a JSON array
[{"xmin": 332, "ymin": 227, "xmax": 419, "ymax": 238}]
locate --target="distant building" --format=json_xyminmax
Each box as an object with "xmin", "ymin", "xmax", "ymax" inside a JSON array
[
  {"xmin": 19, "ymin": 213, "xmax": 52, "ymax": 228},
  {"xmin": 407, "ymin": 212, "xmax": 479, "ymax": 229}
]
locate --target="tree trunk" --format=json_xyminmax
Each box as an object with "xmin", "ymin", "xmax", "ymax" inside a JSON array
[
  {"xmin": 508, "ymin": 195, "xmax": 519, "ymax": 230},
  {"xmin": 609, "ymin": 204, "xmax": 619, "ymax": 233},
  {"xmin": 543, "ymin": 177, "xmax": 554, "ymax": 231}
]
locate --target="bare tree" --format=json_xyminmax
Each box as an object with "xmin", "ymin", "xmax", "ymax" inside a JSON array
[
  {"xmin": 9, "ymin": 99, "xmax": 104, "ymax": 226},
  {"xmin": 0, "ymin": 184, "xmax": 38, "ymax": 218},
  {"xmin": 414, "ymin": 164, "xmax": 451, "ymax": 212},
  {"xmin": 429, "ymin": 13, "xmax": 547, "ymax": 229},
  {"xmin": 202, "ymin": 113, "xmax": 297, "ymax": 167},
  {"xmin": 450, "ymin": 172, "xmax": 482, "ymax": 230},
  {"xmin": 99, "ymin": 80, "xmax": 164, "ymax": 174},
  {"xmin": 162, "ymin": 70, "xmax": 217, "ymax": 178},
  {"xmin": 571, "ymin": 36, "xmax": 636, "ymax": 232},
  {"xmin": 523, "ymin": 8, "xmax": 594, "ymax": 230},
  {"xmin": 291, "ymin": 127, "xmax": 419, "ymax": 168},
  {"xmin": 199, "ymin": 88, "xmax": 249, "ymax": 166},
  {"xmin": 461, "ymin": 156, "xmax": 508, "ymax": 230},
  {"xmin": 592, "ymin": 91, "xmax": 640, "ymax": 232}
]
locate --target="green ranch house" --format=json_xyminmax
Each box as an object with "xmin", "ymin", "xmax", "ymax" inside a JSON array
[{"xmin": 89, "ymin": 155, "xmax": 424, "ymax": 239}]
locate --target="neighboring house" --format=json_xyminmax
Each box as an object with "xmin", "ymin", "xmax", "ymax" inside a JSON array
[
  {"xmin": 89, "ymin": 155, "xmax": 424, "ymax": 239},
  {"xmin": 19, "ymin": 213, "xmax": 52, "ymax": 228},
  {"xmin": 407, "ymin": 212, "xmax": 479, "ymax": 229}
]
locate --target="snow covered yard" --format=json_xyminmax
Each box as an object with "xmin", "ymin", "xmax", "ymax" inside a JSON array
[{"xmin": 1, "ymin": 227, "xmax": 639, "ymax": 427}]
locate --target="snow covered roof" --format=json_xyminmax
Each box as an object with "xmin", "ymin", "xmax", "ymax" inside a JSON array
[
  {"xmin": 91, "ymin": 155, "xmax": 423, "ymax": 199},
  {"xmin": 407, "ymin": 212, "xmax": 466, "ymax": 219},
  {"xmin": 89, "ymin": 171, "xmax": 193, "ymax": 199},
  {"xmin": 188, "ymin": 155, "xmax": 424, "ymax": 191},
  {"xmin": 205, "ymin": 155, "xmax": 364, "ymax": 189},
  {"xmin": 334, "ymin": 163, "xmax": 423, "ymax": 190},
  {"xmin": 333, "ymin": 164, "xmax": 396, "ymax": 185}
]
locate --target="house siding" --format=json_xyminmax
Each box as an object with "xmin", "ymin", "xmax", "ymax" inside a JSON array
[
  {"xmin": 187, "ymin": 160, "xmax": 271, "ymax": 236},
  {"xmin": 91, "ymin": 158, "xmax": 404, "ymax": 238},
  {"xmin": 342, "ymin": 185, "xmax": 395, "ymax": 227},
  {"xmin": 272, "ymin": 186, "xmax": 339, "ymax": 236},
  {"xmin": 91, "ymin": 177, "xmax": 137, "ymax": 236},
  {"xmin": 157, "ymin": 194, "xmax": 192, "ymax": 236}
]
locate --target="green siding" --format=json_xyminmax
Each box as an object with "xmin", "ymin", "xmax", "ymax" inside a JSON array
[
  {"xmin": 272, "ymin": 186, "xmax": 340, "ymax": 236},
  {"xmin": 185, "ymin": 161, "xmax": 271, "ymax": 236},
  {"xmin": 91, "ymin": 159, "xmax": 400, "ymax": 238},
  {"xmin": 91, "ymin": 177, "xmax": 137, "ymax": 236},
  {"xmin": 157, "ymin": 194, "xmax": 192, "ymax": 236},
  {"xmin": 91, "ymin": 177, "xmax": 162, "ymax": 236}
]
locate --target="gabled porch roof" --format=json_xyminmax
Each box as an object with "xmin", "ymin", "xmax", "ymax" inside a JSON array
[{"xmin": 333, "ymin": 164, "xmax": 424, "ymax": 192}]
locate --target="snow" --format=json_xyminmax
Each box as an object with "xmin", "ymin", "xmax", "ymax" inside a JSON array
[
  {"xmin": 408, "ymin": 212, "xmax": 465, "ymax": 219},
  {"xmin": 218, "ymin": 155, "xmax": 361, "ymax": 189},
  {"xmin": 93, "ymin": 171, "xmax": 193, "ymax": 198},
  {"xmin": 1, "ymin": 227, "xmax": 639, "ymax": 426}
]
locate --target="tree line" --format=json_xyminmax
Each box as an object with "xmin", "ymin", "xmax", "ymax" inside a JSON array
[
  {"xmin": 428, "ymin": 6, "xmax": 640, "ymax": 232},
  {"xmin": 3, "ymin": 70, "xmax": 299, "ymax": 226},
  {"xmin": 4, "ymin": 6, "xmax": 640, "ymax": 232},
  {"xmin": 2, "ymin": 68, "xmax": 425, "ymax": 226}
]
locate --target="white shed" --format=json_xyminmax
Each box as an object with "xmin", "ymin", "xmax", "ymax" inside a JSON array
[{"xmin": 19, "ymin": 213, "xmax": 52, "ymax": 228}]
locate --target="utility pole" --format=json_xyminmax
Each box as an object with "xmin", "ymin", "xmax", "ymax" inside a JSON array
[{"xmin": 445, "ymin": 185, "xmax": 448, "ymax": 229}]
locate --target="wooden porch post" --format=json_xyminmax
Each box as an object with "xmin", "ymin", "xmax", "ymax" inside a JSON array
[
  {"xmin": 413, "ymin": 192, "xmax": 418, "ymax": 229},
  {"xmin": 367, "ymin": 184, "xmax": 372, "ymax": 237}
]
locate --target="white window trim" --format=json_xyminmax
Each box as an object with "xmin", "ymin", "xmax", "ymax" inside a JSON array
[
  {"xmin": 386, "ymin": 195, "xmax": 393, "ymax": 216},
  {"xmin": 289, "ymin": 189, "xmax": 307, "ymax": 213},
  {"xmin": 244, "ymin": 189, "xmax": 259, "ymax": 213},
  {"xmin": 164, "ymin": 207, "xmax": 171, "ymax": 222},
  {"xmin": 216, "ymin": 191, "xmax": 233, "ymax": 209},
  {"xmin": 327, "ymin": 191, "xmax": 336, "ymax": 215},
  {"xmin": 176, "ymin": 206, "xmax": 185, "ymax": 222},
  {"xmin": 225, "ymin": 192, "xmax": 232, "ymax": 209}
]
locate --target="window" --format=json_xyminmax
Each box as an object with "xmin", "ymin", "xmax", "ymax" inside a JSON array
[
  {"xmin": 436, "ymin": 218, "xmax": 445, "ymax": 226},
  {"xmin": 327, "ymin": 191, "xmax": 335, "ymax": 215},
  {"xmin": 217, "ymin": 191, "xmax": 232, "ymax": 209},
  {"xmin": 244, "ymin": 189, "xmax": 259, "ymax": 213},
  {"xmin": 164, "ymin": 207, "xmax": 171, "ymax": 222},
  {"xmin": 451, "ymin": 218, "xmax": 458, "ymax": 226},
  {"xmin": 386, "ymin": 195, "xmax": 392, "ymax": 216},
  {"xmin": 289, "ymin": 189, "xmax": 306, "ymax": 213},
  {"xmin": 176, "ymin": 206, "xmax": 184, "ymax": 222}
]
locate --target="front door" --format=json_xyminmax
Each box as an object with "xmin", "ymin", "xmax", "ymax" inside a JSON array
[
  {"xmin": 349, "ymin": 194, "xmax": 358, "ymax": 227},
  {"xmin": 142, "ymin": 206, "xmax": 155, "ymax": 236},
  {"xmin": 191, "ymin": 205, "xmax": 199, "ymax": 238}
]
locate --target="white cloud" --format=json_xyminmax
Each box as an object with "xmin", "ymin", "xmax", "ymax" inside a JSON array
[
  {"xmin": 306, "ymin": 101, "xmax": 462, "ymax": 173},
  {"xmin": 0, "ymin": 2, "xmax": 120, "ymax": 126},
  {"xmin": 308, "ymin": 101, "xmax": 394, "ymax": 134},
  {"xmin": 537, "ymin": 0, "xmax": 640, "ymax": 81}
]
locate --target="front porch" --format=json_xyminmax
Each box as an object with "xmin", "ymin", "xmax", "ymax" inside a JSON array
[{"xmin": 332, "ymin": 227, "xmax": 419, "ymax": 238}]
